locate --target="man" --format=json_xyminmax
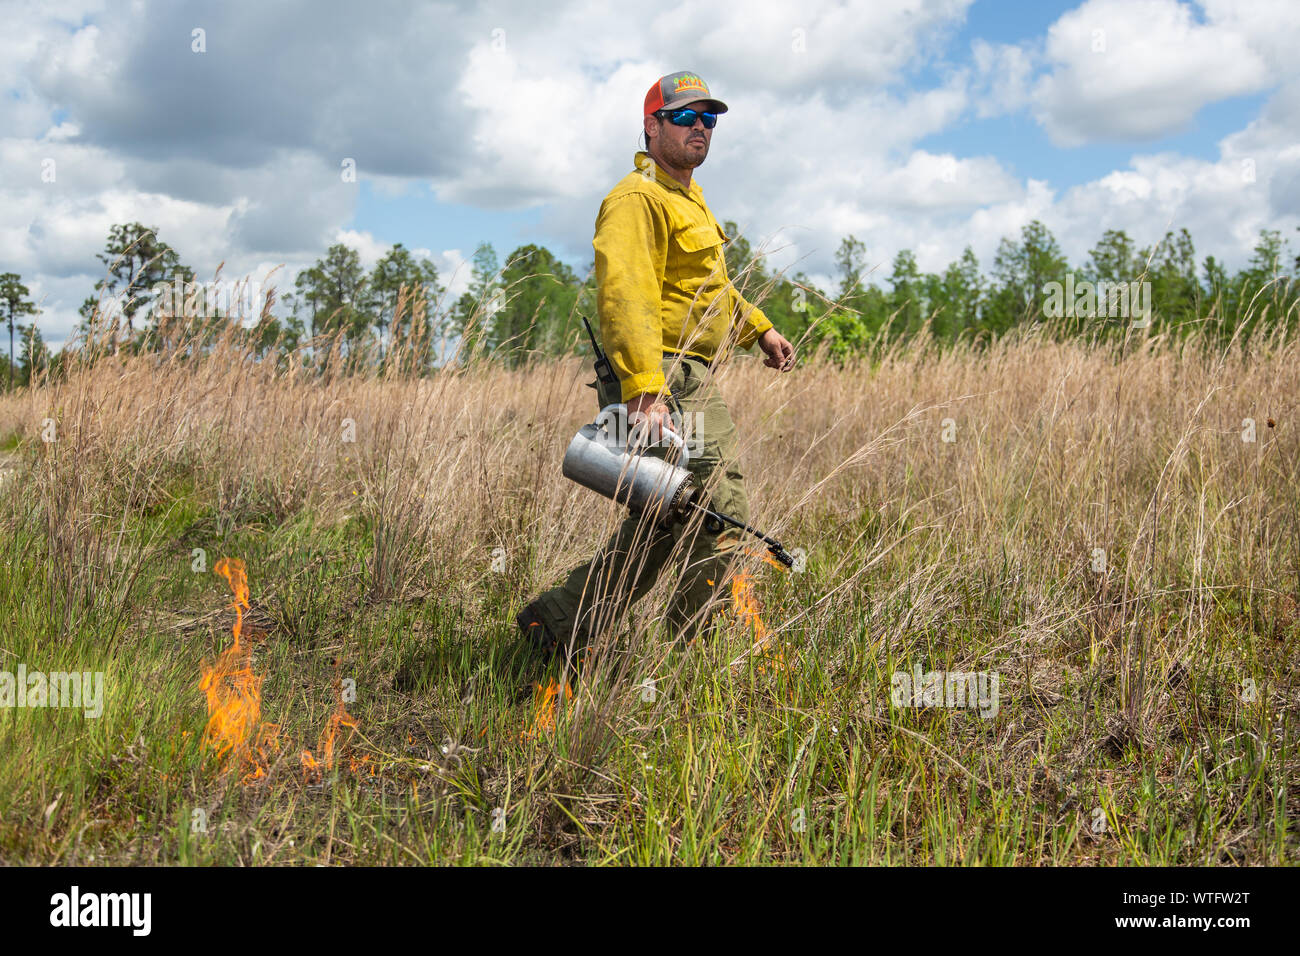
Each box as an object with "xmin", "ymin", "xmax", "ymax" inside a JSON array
[{"xmin": 518, "ymin": 70, "xmax": 795, "ymax": 659}]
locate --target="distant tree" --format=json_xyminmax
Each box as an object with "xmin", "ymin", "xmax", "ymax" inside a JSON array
[
  {"xmin": 18, "ymin": 322, "xmax": 49, "ymax": 386},
  {"xmin": 834, "ymin": 235, "xmax": 868, "ymax": 304},
  {"xmin": 493, "ymin": 244, "xmax": 579, "ymax": 366},
  {"xmin": 811, "ymin": 235, "xmax": 874, "ymax": 358},
  {"xmin": 251, "ymin": 310, "xmax": 302, "ymax": 363},
  {"xmin": 1240, "ymin": 229, "xmax": 1288, "ymax": 287},
  {"xmin": 722, "ymin": 220, "xmax": 761, "ymax": 284},
  {"xmin": 1201, "ymin": 255, "xmax": 1230, "ymax": 296},
  {"xmin": 81, "ymin": 223, "xmax": 187, "ymax": 343},
  {"xmin": 1201, "ymin": 254, "xmax": 1235, "ymax": 335},
  {"xmin": 1019, "ymin": 221, "xmax": 1069, "ymax": 305},
  {"xmin": 292, "ymin": 263, "xmax": 329, "ymax": 341},
  {"xmin": 886, "ymin": 249, "xmax": 923, "ymax": 339},
  {"xmin": 987, "ymin": 220, "xmax": 1067, "ymax": 332},
  {"xmin": 1080, "ymin": 229, "xmax": 1161, "ymax": 335},
  {"xmin": 450, "ymin": 243, "xmax": 503, "ymax": 359},
  {"xmin": 718, "ymin": 220, "xmax": 825, "ymax": 354},
  {"xmin": 1237, "ymin": 229, "xmax": 1295, "ymax": 337},
  {"xmin": 368, "ymin": 243, "xmax": 443, "ymax": 363},
  {"xmin": 1142, "ymin": 228, "xmax": 1200, "ymax": 329},
  {"xmin": 0, "ymin": 273, "xmax": 38, "ymax": 389},
  {"xmin": 927, "ymin": 247, "xmax": 982, "ymax": 341},
  {"xmin": 749, "ymin": 270, "xmax": 821, "ymax": 356},
  {"xmin": 295, "ymin": 244, "xmax": 372, "ymax": 358},
  {"xmin": 1087, "ymin": 229, "xmax": 1141, "ymax": 286}
]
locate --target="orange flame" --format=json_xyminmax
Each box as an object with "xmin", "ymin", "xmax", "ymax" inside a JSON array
[
  {"xmin": 199, "ymin": 558, "xmax": 367, "ymax": 784},
  {"xmin": 348, "ymin": 754, "xmax": 377, "ymax": 776},
  {"xmin": 740, "ymin": 546, "xmax": 789, "ymax": 572},
  {"xmin": 731, "ymin": 569, "xmax": 790, "ymax": 676},
  {"xmin": 731, "ymin": 570, "xmax": 768, "ymax": 643},
  {"xmin": 521, "ymin": 678, "xmax": 572, "ymax": 740},
  {"xmin": 755, "ymin": 644, "xmax": 788, "ymax": 676},
  {"xmin": 301, "ymin": 686, "xmax": 359, "ymax": 783},
  {"xmin": 215, "ymin": 557, "xmax": 249, "ymax": 641},
  {"xmin": 199, "ymin": 558, "xmax": 281, "ymax": 783}
]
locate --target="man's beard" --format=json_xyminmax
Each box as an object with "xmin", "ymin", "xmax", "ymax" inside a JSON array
[{"xmin": 663, "ymin": 135, "xmax": 709, "ymax": 168}]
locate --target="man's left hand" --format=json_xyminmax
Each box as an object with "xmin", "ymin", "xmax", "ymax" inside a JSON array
[{"xmin": 758, "ymin": 328, "xmax": 795, "ymax": 371}]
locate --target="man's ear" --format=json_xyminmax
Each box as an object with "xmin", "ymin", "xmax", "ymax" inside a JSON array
[{"xmin": 643, "ymin": 114, "xmax": 658, "ymax": 142}]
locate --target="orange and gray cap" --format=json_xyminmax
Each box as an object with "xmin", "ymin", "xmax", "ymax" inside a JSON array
[{"xmin": 644, "ymin": 71, "xmax": 728, "ymax": 117}]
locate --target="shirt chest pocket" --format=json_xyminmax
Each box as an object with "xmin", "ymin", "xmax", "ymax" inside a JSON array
[{"xmin": 671, "ymin": 223, "xmax": 727, "ymax": 290}]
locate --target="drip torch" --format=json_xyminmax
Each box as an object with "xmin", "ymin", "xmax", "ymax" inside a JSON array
[{"xmin": 561, "ymin": 402, "xmax": 795, "ymax": 569}]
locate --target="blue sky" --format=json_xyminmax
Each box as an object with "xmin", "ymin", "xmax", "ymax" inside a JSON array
[{"xmin": 2, "ymin": 0, "xmax": 1298, "ymax": 350}]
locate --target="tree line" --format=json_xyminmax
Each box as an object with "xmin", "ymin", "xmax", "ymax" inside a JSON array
[
  {"xmin": 785, "ymin": 223, "xmax": 1298, "ymax": 358},
  {"xmin": 2, "ymin": 218, "xmax": 1296, "ymax": 389}
]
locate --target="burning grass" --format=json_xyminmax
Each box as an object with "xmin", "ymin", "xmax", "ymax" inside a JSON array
[
  {"xmin": 199, "ymin": 556, "xmax": 363, "ymax": 787},
  {"xmin": 520, "ymin": 678, "xmax": 573, "ymax": 741},
  {"xmin": 0, "ymin": 315, "xmax": 1297, "ymax": 865},
  {"xmin": 199, "ymin": 558, "xmax": 283, "ymax": 783}
]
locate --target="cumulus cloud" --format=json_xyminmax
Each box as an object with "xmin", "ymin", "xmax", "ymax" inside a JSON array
[
  {"xmin": 28, "ymin": 1, "xmax": 477, "ymax": 178},
  {"xmin": 1031, "ymin": 0, "xmax": 1270, "ymax": 146},
  {"xmin": 6, "ymin": 0, "xmax": 987, "ymax": 347},
  {"xmin": 970, "ymin": 39, "xmax": 1035, "ymax": 117},
  {"xmin": 3, "ymin": 0, "xmax": 1299, "ymax": 351}
]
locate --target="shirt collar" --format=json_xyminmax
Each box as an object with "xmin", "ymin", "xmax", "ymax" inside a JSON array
[{"xmin": 634, "ymin": 151, "xmax": 703, "ymax": 199}]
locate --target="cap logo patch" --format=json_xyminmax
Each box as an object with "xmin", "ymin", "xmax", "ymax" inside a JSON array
[{"xmin": 671, "ymin": 75, "xmax": 708, "ymax": 94}]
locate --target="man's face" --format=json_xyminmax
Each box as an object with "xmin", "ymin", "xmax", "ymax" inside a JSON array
[{"xmin": 648, "ymin": 99, "xmax": 713, "ymax": 169}]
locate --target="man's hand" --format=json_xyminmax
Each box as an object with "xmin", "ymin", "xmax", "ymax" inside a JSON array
[
  {"xmin": 626, "ymin": 392, "xmax": 677, "ymax": 443},
  {"xmin": 758, "ymin": 328, "xmax": 795, "ymax": 371}
]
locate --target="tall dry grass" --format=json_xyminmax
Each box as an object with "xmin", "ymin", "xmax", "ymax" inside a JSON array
[{"xmin": 0, "ymin": 312, "xmax": 1296, "ymax": 864}]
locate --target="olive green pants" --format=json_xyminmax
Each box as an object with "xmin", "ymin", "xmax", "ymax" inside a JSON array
[{"xmin": 533, "ymin": 353, "xmax": 750, "ymax": 646}]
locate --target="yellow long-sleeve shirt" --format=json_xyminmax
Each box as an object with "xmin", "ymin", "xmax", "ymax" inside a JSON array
[{"xmin": 594, "ymin": 151, "xmax": 774, "ymax": 401}]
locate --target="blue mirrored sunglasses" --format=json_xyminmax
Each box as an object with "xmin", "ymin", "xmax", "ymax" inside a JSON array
[{"xmin": 657, "ymin": 108, "xmax": 718, "ymax": 129}]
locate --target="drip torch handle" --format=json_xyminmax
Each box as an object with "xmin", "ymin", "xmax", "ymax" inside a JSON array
[{"xmin": 594, "ymin": 403, "xmax": 689, "ymax": 469}]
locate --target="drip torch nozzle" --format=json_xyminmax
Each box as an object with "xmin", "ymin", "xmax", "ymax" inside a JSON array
[
  {"xmin": 768, "ymin": 545, "xmax": 796, "ymax": 569},
  {"xmin": 686, "ymin": 500, "xmax": 795, "ymax": 570}
]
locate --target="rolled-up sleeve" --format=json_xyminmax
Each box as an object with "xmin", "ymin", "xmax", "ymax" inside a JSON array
[
  {"xmin": 594, "ymin": 193, "xmax": 671, "ymax": 401},
  {"xmin": 731, "ymin": 288, "xmax": 773, "ymax": 351}
]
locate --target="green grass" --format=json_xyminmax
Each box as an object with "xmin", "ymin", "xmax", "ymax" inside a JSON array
[
  {"xmin": 0, "ymin": 329, "xmax": 1296, "ymax": 865},
  {"xmin": 0, "ymin": 470, "xmax": 1292, "ymax": 865}
]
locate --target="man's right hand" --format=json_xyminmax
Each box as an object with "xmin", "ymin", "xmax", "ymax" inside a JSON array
[{"xmin": 626, "ymin": 392, "xmax": 677, "ymax": 443}]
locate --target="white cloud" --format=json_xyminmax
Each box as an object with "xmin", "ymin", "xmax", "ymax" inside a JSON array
[
  {"xmin": 1032, "ymin": 0, "xmax": 1271, "ymax": 146},
  {"xmin": 436, "ymin": 250, "xmax": 473, "ymax": 301},
  {"xmin": 4, "ymin": 0, "xmax": 1300, "ymax": 356},
  {"xmin": 1199, "ymin": 0, "xmax": 1300, "ymax": 74},
  {"xmin": 970, "ymin": 39, "xmax": 1034, "ymax": 117},
  {"xmin": 667, "ymin": 0, "xmax": 974, "ymax": 93},
  {"xmin": 438, "ymin": 0, "xmax": 976, "ymax": 208},
  {"xmin": 333, "ymin": 229, "xmax": 392, "ymax": 270}
]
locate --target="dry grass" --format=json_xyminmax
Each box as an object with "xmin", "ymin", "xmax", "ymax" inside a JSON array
[{"xmin": 0, "ymin": 317, "xmax": 1296, "ymax": 865}]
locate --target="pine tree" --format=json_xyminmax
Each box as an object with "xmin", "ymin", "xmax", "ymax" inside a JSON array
[{"xmin": 0, "ymin": 273, "xmax": 39, "ymax": 390}]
